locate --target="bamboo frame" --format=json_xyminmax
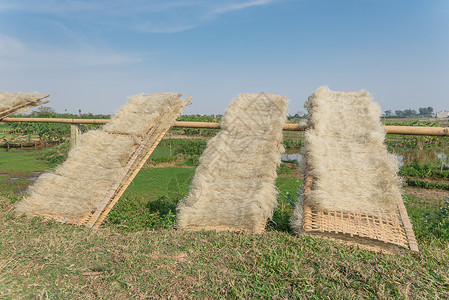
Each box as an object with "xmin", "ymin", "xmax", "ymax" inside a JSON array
[
  {"xmin": 301, "ymin": 174, "xmax": 419, "ymax": 253},
  {"xmin": 0, "ymin": 94, "xmax": 50, "ymax": 119},
  {"xmin": 2, "ymin": 117, "xmax": 448, "ymax": 136},
  {"xmin": 25, "ymin": 94, "xmax": 191, "ymax": 228},
  {"xmin": 84, "ymin": 96, "xmax": 192, "ymax": 228}
]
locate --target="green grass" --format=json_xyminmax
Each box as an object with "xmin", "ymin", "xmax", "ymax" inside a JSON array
[
  {"xmin": 0, "ymin": 149, "xmax": 52, "ymax": 194},
  {"xmin": 107, "ymin": 167, "xmax": 195, "ymax": 232},
  {"xmin": 0, "ymin": 149, "xmax": 51, "ymax": 171},
  {"xmin": 1, "ymin": 145, "xmax": 449, "ymax": 298},
  {"xmin": 108, "ymin": 166, "xmax": 303, "ymax": 233},
  {"xmin": 1, "ymin": 193, "xmax": 448, "ymax": 298},
  {"xmin": 148, "ymin": 145, "xmax": 171, "ymax": 159}
]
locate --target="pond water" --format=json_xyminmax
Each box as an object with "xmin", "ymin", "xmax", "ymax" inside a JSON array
[
  {"xmin": 281, "ymin": 153, "xmax": 302, "ymax": 163},
  {"xmin": 281, "ymin": 148, "xmax": 449, "ymax": 167},
  {"xmin": 8, "ymin": 176, "xmax": 39, "ymax": 182},
  {"xmin": 394, "ymin": 149, "xmax": 449, "ymax": 167}
]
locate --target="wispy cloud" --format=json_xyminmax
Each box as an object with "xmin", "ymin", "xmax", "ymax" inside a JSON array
[
  {"xmin": 0, "ymin": 0, "xmax": 280, "ymax": 33},
  {"xmin": 211, "ymin": 0, "xmax": 276, "ymax": 16},
  {"xmin": 0, "ymin": 33, "xmax": 140, "ymax": 71}
]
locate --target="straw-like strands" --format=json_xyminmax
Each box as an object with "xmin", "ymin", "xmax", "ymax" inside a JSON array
[
  {"xmin": 15, "ymin": 93, "xmax": 187, "ymax": 225},
  {"xmin": 0, "ymin": 92, "xmax": 49, "ymax": 118},
  {"xmin": 301, "ymin": 87, "xmax": 401, "ymax": 215},
  {"xmin": 177, "ymin": 93, "xmax": 288, "ymax": 233},
  {"xmin": 291, "ymin": 86, "xmax": 418, "ymax": 253}
]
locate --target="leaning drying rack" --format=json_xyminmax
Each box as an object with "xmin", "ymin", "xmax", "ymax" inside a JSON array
[
  {"xmin": 14, "ymin": 94, "xmax": 191, "ymax": 229},
  {"xmin": 85, "ymin": 95, "xmax": 191, "ymax": 229}
]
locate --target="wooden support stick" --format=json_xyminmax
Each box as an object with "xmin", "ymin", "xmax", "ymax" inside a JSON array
[
  {"xmin": 396, "ymin": 196, "xmax": 420, "ymax": 252},
  {"xmin": 70, "ymin": 124, "xmax": 82, "ymax": 149}
]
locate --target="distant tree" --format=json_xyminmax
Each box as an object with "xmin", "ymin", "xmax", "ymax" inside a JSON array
[
  {"xmin": 384, "ymin": 110, "xmax": 392, "ymax": 117},
  {"xmin": 404, "ymin": 109, "xmax": 417, "ymax": 117},
  {"xmin": 30, "ymin": 106, "xmax": 56, "ymax": 117},
  {"xmin": 418, "ymin": 107, "xmax": 434, "ymax": 117},
  {"xmin": 395, "ymin": 110, "xmax": 404, "ymax": 117}
]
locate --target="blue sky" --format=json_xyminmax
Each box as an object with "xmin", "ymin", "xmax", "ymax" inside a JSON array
[{"xmin": 0, "ymin": 0, "xmax": 448, "ymax": 115}]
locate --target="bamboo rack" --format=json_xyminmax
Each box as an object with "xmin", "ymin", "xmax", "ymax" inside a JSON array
[
  {"xmin": 301, "ymin": 174, "xmax": 419, "ymax": 254},
  {"xmin": 23, "ymin": 94, "xmax": 191, "ymax": 229},
  {"xmin": 0, "ymin": 94, "xmax": 50, "ymax": 119},
  {"xmin": 85, "ymin": 96, "xmax": 192, "ymax": 228},
  {"xmin": 2, "ymin": 117, "xmax": 449, "ymax": 136}
]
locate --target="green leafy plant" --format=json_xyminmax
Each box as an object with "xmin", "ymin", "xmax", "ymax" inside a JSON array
[
  {"xmin": 400, "ymin": 161, "xmax": 449, "ymax": 180},
  {"xmin": 150, "ymin": 155, "xmax": 178, "ymax": 164},
  {"xmin": 423, "ymin": 197, "xmax": 449, "ymax": 239},
  {"xmin": 166, "ymin": 139, "xmax": 207, "ymax": 166},
  {"xmin": 41, "ymin": 141, "xmax": 70, "ymax": 167},
  {"xmin": 283, "ymin": 138, "xmax": 302, "ymax": 149},
  {"xmin": 406, "ymin": 178, "xmax": 449, "ymax": 191}
]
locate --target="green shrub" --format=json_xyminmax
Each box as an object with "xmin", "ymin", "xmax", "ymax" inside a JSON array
[
  {"xmin": 400, "ymin": 161, "xmax": 449, "ymax": 180},
  {"xmin": 277, "ymin": 163, "xmax": 294, "ymax": 175},
  {"xmin": 108, "ymin": 195, "xmax": 178, "ymax": 232},
  {"xmin": 406, "ymin": 178, "xmax": 449, "ymax": 191},
  {"xmin": 423, "ymin": 197, "xmax": 449, "ymax": 239},
  {"xmin": 41, "ymin": 141, "xmax": 70, "ymax": 167},
  {"xmin": 169, "ymin": 140, "xmax": 207, "ymax": 167},
  {"xmin": 283, "ymin": 138, "xmax": 302, "ymax": 149},
  {"xmin": 150, "ymin": 155, "xmax": 178, "ymax": 164}
]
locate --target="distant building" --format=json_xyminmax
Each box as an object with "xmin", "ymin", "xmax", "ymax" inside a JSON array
[{"xmin": 436, "ymin": 110, "xmax": 449, "ymax": 119}]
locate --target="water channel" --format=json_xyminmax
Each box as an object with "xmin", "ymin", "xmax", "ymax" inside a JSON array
[{"xmin": 281, "ymin": 148, "xmax": 449, "ymax": 167}]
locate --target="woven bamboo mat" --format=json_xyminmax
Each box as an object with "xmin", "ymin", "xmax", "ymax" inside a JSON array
[
  {"xmin": 302, "ymin": 175, "xmax": 419, "ymax": 254},
  {"xmin": 0, "ymin": 94, "xmax": 50, "ymax": 119},
  {"xmin": 36, "ymin": 94, "xmax": 190, "ymax": 228}
]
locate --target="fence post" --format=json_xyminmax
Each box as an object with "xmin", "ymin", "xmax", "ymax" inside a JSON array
[{"xmin": 70, "ymin": 124, "xmax": 82, "ymax": 148}]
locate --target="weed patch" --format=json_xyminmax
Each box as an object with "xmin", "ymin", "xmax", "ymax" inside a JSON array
[
  {"xmin": 400, "ymin": 161, "xmax": 449, "ymax": 180},
  {"xmin": 423, "ymin": 197, "xmax": 449, "ymax": 239},
  {"xmin": 406, "ymin": 178, "xmax": 449, "ymax": 191}
]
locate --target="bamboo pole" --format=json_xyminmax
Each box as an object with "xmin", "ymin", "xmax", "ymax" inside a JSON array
[
  {"xmin": 1, "ymin": 117, "xmax": 109, "ymax": 124},
  {"xmin": 384, "ymin": 125, "xmax": 449, "ymax": 136},
  {"xmin": 1, "ymin": 117, "xmax": 449, "ymax": 136}
]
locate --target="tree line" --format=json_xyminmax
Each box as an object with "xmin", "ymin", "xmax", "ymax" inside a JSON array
[{"xmin": 384, "ymin": 107, "xmax": 434, "ymax": 118}]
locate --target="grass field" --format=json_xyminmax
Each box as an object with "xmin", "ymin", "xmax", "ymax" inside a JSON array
[
  {"xmin": 0, "ymin": 139, "xmax": 448, "ymax": 298},
  {"xmin": 0, "ymin": 149, "xmax": 52, "ymax": 194}
]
